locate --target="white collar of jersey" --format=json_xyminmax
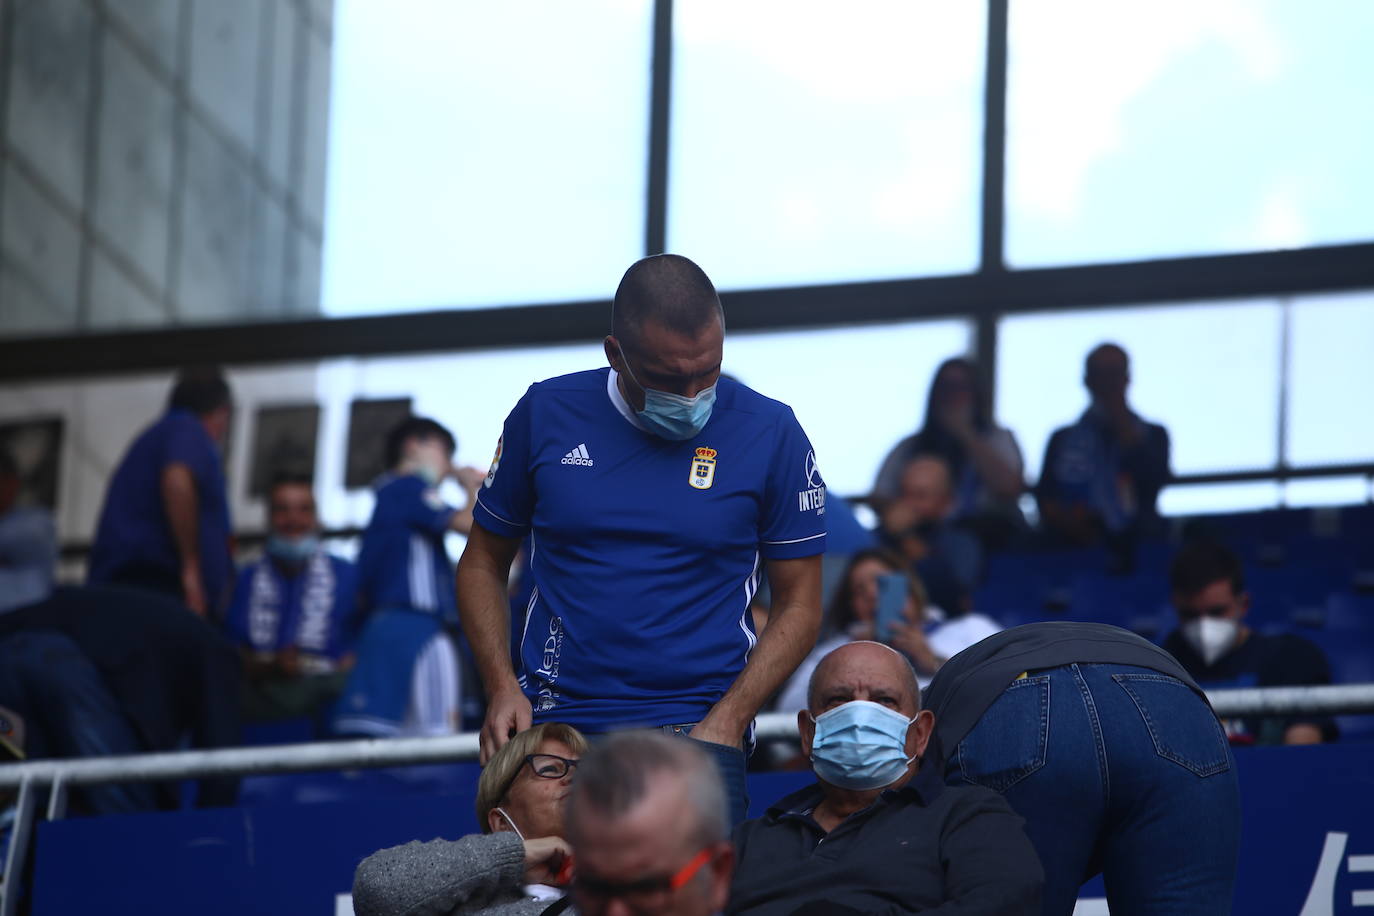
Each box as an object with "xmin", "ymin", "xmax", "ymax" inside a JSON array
[{"xmin": 607, "ymin": 368, "xmax": 650, "ymax": 432}]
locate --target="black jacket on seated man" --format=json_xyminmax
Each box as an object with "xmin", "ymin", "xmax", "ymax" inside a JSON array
[{"xmin": 730, "ymin": 777, "xmax": 1041, "ymax": 915}]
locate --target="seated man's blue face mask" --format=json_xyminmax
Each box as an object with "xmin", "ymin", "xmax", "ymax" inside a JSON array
[
  {"xmin": 808, "ymin": 700, "xmax": 917, "ymax": 791},
  {"xmin": 618, "ymin": 345, "xmax": 717, "ymax": 441}
]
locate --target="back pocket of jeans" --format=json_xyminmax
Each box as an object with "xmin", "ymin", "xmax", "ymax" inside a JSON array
[
  {"xmin": 1113, "ymin": 674, "xmax": 1231, "ymax": 777},
  {"xmin": 956, "ymin": 675, "xmax": 1050, "ymax": 793}
]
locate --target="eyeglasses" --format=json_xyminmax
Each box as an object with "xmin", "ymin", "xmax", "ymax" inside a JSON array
[
  {"xmin": 573, "ymin": 847, "xmax": 715, "ymax": 913},
  {"xmin": 523, "ymin": 753, "xmax": 578, "ymax": 779},
  {"xmin": 499, "ymin": 753, "xmax": 578, "ymax": 802}
]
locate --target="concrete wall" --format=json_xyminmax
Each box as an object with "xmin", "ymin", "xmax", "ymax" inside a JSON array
[{"xmin": 0, "ymin": 0, "xmax": 333, "ymax": 336}]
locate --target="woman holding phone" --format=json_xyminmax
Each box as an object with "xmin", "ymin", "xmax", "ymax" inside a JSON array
[{"xmin": 773, "ymin": 550, "xmax": 1002, "ymax": 715}]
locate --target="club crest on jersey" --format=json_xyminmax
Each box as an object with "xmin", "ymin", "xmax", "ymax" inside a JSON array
[{"xmin": 689, "ymin": 447, "xmax": 717, "ymax": 490}]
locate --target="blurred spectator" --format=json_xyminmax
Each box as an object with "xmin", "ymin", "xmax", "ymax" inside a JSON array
[
  {"xmin": 353, "ymin": 722, "xmax": 587, "ymax": 916},
  {"xmin": 0, "ymin": 585, "xmax": 240, "ymax": 814},
  {"xmin": 225, "ymin": 473, "xmax": 358, "ymax": 725},
  {"xmin": 333, "ymin": 417, "xmax": 484, "ymax": 738},
  {"xmin": 1162, "ymin": 541, "xmax": 1336, "ymax": 745},
  {"xmin": 872, "ymin": 358, "xmax": 1025, "ymax": 545},
  {"xmin": 923, "ymin": 621, "xmax": 1239, "ymax": 916},
  {"xmin": 878, "ymin": 454, "xmax": 983, "ymax": 614},
  {"xmin": 567, "ymin": 731, "xmax": 734, "ymax": 916},
  {"xmin": 731, "ymin": 642, "xmax": 1041, "ymax": 915},
  {"xmin": 774, "ymin": 550, "xmax": 1000, "ymax": 714},
  {"xmin": 0, "ymin": 450, "xmax": 56, "ymax": 614},
  {"xmin": 87, "ymin": 367, "xmax": 235, "ymax": 618},
  {"xmin": 1036, "ymin": 344, "xmax": 1170, "ymax": 551}
]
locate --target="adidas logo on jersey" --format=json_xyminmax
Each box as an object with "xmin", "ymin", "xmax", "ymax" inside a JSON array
[{"xmin": 561, "ymin": 443, "xmax": 594, "ymax": 467}]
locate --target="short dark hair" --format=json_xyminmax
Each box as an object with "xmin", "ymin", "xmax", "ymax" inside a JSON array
[
  {"xmin": 168, "ymin": 367, "xmax": 232, "ymax": 416},
  {"xmin": 1170, "ymin": 540, "xmax": 1245, "ymax": 597},
  {"xmin": 383, "ymin": 416, "xmax": 456, "ymax": 469},
  {"xmin": 1085, "ymin": 343, "xmax": 1129, "ymax": 375},
  {"xmin": 611, "ymin": 254, "xmax": 723, "ymax": 350},
  {"xmin": 268, "ymin": 470, "xmax": 314, "ymax": 496}
]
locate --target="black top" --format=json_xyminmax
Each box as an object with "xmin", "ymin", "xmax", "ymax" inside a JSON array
[
  {"xmin": 728, "ymin": 780, "xmax": 1042, "ymax": 915},
  {"xmin": 921, "ymin": 622, "xmax": 1204, "ymax": 766},
  {"xmin": 1161, "ymin": 628, "xmax": 1336, "ymax": 744},
  {"xmin": 0, "ymin": 585, "xmax": 241, "ymax": 805}
]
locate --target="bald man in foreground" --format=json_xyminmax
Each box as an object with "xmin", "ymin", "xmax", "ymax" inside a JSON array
[{"xmin": 728, "ymin": 642, "xmax": 1042, "ymax": 915}]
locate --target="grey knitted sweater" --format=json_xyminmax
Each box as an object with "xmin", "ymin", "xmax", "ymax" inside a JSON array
[{"xmin": 352, "ymin": 830, "xmax": 559, "ymax": 916}]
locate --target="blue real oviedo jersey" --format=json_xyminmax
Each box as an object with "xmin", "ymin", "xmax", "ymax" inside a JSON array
[{"xmin": 472, "ymin": 368, "xmax": 826, "ymax": 731}]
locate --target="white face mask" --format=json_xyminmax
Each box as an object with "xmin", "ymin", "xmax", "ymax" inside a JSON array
[
  {"xmin": 1182, "ymin": 617, "xmax": 1240, "ymax": 666},
  {"xmin": 494, "ymin": 807, "xmax": 524, "ymax": 840}
]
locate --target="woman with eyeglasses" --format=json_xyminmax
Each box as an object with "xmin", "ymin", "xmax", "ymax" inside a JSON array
[{"xmin": 353, "ymin": 722, "xmax": 587, "ymax": 915}]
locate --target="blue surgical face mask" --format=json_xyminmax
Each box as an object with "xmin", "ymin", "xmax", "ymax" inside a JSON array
[
  {"xmin": 266, "ymin": 533, "xmax": 319, "ymax": 565},
  {"xmin": 809, "ymin": 700, "xmax": 917, "ymax": 791},
  {"xmin": 618, "ymin": 347, "xmax": 717, "ymax": 441}
]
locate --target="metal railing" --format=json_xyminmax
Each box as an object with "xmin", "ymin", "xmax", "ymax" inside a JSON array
[{"xmin": 3, "ymin": 683, "xmax": 1374, "ymax": 916}]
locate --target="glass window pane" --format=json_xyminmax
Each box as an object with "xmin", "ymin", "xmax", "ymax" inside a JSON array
[
  {"xmin": 724, "ymin": 319, "xmax": 973, "ymax": 496},
  {"xmin": 1006, "ymin": 1, "xmax": 1374, "ymax": 267},
  {"xmin": 322, "ymin": 1, "xmax": 651, "ymax": 316},
  {"xmin": 1159, "ymin": 481, "xmax": 1281, "ymax": 516},
  {"xmin": 997, "ymin": 301, "xmax": 1281, "ymax": 481},
  {"xmin": 1286, "ymin": 290, "xmax": 1374, "ymax": 466},
  {"xmin": 1283, "ymin": 476, "xmax": 1370, "ymax": 508},
  {"xmin": 669, "ymin": 1, "xmax": 984, "ymax": 289}
]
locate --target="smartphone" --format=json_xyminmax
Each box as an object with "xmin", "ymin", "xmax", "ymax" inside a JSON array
[{"xmin": 874, "ymin": 572, "xmax": 908, "ymax": 642}]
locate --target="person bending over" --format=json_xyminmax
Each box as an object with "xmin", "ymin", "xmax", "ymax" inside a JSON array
[{"xmin": 923, "ymin": 621, "xmax": 1240, "ymax": 915}]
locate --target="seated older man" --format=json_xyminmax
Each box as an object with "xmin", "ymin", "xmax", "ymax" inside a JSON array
[{"xmin": 728, "ymin": 641, "xmax": 1042, "ymax": 915}]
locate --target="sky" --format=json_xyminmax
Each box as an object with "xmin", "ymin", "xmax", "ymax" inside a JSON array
[{"xmin": 319, "ymin": 0, "xmax": 1374, "ymax": 515}]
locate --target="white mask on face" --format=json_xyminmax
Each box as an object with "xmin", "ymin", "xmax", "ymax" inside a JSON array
[
  {"xmin": 494, "ymin": 807, "xmax": 524, "ymax": 840},
  {"xmin": 1182, "ymin": 617, "xmax": 1240, "ymax": 666}
]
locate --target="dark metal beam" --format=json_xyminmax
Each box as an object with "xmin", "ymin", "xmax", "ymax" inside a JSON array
[
  {"xmin": 3, "ymin": 242, "xmax": 1371, "ymax": 381},
  {"xmin": 979, "ymin": 0, "xmax": 1008, "ymax": 274},
  {"xmin": 644, "ymin": 0, "xmax": 673, "ymax": 256}
]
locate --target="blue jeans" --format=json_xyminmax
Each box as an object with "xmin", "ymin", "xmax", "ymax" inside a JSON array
[
  {"xmin": 0, "ymin": 630, "xmax": 158, "ymax": 814},
  {"xmin": 662, "ymin": 723, "xmax": 749, "ymax": 828},
  {"xmin": 945, "ymin": 663, "xmax": 1240, "ymax": 916}
]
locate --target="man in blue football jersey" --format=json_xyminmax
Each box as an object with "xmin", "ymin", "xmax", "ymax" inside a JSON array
[
  {"xmin": 225, "ymin": 473, "xmax": 358, "ymax": 723},
  {"xmin": 88, "ymin": 367, "xmax": 234, "ymax": 617},
  {"xmin": 458, "ymin": 254, "xmax": 825, "ymax": 823},
  {"xmin": 333, "ymin": 417, "xmax": 484, "ymax": 737}
]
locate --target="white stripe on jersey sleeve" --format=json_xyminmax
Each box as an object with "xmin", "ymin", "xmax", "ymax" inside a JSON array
[{"xmin": 762, "ymin": 532, "xmax": 827, "ymax": 546}]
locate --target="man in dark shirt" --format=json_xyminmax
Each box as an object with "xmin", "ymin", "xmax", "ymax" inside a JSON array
[
  {"xmin": 87, "ymin": 367, "xmax": 235, "ymax": 617},
  {"xmin": 0, "ymin": 585, "xmax": 240, "ymax": 814},
  {"xmin": 1036, "ymin": 344, "xmax": 1169, "ymax": 550},
  {"xmin": 1162, "ymin": 540, "xmax": 1335, "ymax": 745},
  {"xmin": 728, "ymin": 641, "xmax": 1041, "ymax": 915},
  {"xmin": 923, "ymin": 622, "xmax": 1240, "ymax": 916}
]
